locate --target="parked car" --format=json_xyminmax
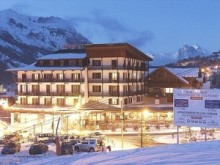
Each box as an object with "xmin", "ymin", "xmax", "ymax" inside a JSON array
[
  {"xmin": 3, "ymin": 133, "xmax": 21, "ymax": 143},
  {"xmin": 35, "ymin": 133, "xmax": 55, "ymax": 143},
  {"xmin": 87, "ymin": 132, "xmax": 106, "ymax": 140},
  {"xmin": 29, "ymin": 142, "xmax": 48, "ymax": 155},
  {"xmin": 17, "ymin": 130, "xmax": 33, "ymax": 141},
  {"xmin": 74, "ymin": 138, "xmax": 111, "ymax": 152},
  {"xmin": 1, "ymin": 142, "xmax": 21, "ymax": 154},
  {"xmin": 61, "ymin": 142, "xmax": 73, "ymax": 155}
]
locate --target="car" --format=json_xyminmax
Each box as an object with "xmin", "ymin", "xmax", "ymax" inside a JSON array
[
  {"xmin": 1, "ymin": 142, "xmax": 21, "ymax": 154},
  {"xmin": 35, "ymin": 133, "xmax": 55, "ymax": 143},
  {"xmin": 17, "ymin": 130, "xmax": 33, "ymax": 141},
  {"xmin": 3, "ymin": 133, "xmax": 21, "ymax": 143},
  {"xmin": 87, "ymin": 132, "xmax": 106, "ymax": 140},
  {"xmin": 74, "ymin": 138, "xmax": 111, "ymax": 152},
  {"xmin": 29, "ymin": 142, "xmax": 49, "ymax": 155},
  {"xmin": 61, "ymin": 142, "xmax": 74, "ymax": 155}
]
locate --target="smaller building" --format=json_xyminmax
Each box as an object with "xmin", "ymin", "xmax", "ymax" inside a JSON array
[{"xmin": 146, "ymin": 67, "xmax": 205, "ymax": 104}]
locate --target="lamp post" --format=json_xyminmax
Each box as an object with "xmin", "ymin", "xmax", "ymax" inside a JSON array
[
  {"xmin": 120, "ymin": 99, "xmax": 124, "ymax": 149},
  {"xmin": 140, "ymin": 110, "xmax": 150, "ymax": 148},
  {"xmin": 141, "ymin": 111, "xmax": 143, "ymax": 148}
]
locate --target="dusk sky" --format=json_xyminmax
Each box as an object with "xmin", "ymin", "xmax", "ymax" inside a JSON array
[{"xmin": 0, "ymin": 0, "xmax": 220, "ymax": 54}]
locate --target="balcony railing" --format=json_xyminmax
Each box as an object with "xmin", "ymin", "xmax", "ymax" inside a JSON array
[
  {"xmin": 88, "ymin": 65, "xmax": 147, "ymax": 71},
  {"xmin": 88, "ymin": 78, "xmax": 145, "ymax": 83},
  {"xmin": 17, "ymin": 78, "xmax": 84, "ymax": 83},
  {"xmin": 89, "ymin": 90, "xmax": 146, "ymax": 97},
  {"xmin": 18, "ymin": 92, "xmax": 84, "ymax": 96}
]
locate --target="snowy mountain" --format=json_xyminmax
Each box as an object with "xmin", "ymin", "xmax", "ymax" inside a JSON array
[
  {"xmin": 0, "ymin": 9, "xmax": 91, "ymax": 84},
  {"xmin": 177, "ymin": 44, "xmax": 209, "ymax": 60},
  {"xmin": 151, "ymin": 44, "xmax": 210, "ymax": 66}
]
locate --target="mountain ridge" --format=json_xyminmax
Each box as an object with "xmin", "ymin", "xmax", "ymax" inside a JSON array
[{"xmin": 0, "ymin": 9, "xmax": 91, "ymax": 84}]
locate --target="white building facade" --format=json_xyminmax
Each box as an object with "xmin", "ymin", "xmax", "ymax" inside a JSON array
[{"xmin": 7, "ymin": 43, "xmax": 152, "ymax": 133}]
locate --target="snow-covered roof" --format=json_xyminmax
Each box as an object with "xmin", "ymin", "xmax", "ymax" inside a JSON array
[
  {"xmin": 37, "ymin": 53, "xmax": 86, "ymax": 60},
  {"xmin": 149, "ymin": 67, "xmax": 199, "ymax": 78},
  {"xmin": 148, "ymin": 67, "xmax": 199, "ymax": 84},
  {"xmin": 165, "ymin": 67, "xmax": 199, "ymax": 77},
  {"xmin": 7, "ymin": 63, "xmax": 84, "ymax": 71}
]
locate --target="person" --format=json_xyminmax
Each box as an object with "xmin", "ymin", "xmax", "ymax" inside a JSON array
[{"xmin": 100, "ymin": 139, "xmax": 106, "ymax": 152}]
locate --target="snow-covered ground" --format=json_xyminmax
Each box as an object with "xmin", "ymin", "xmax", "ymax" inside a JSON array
[{"xmin": 1, "ymin": 131, "xmax": 220, "ymax": 165}]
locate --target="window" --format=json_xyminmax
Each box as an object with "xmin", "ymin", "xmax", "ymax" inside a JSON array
[
  {"xmin": 123, "ymin": 85, "xmax": 128, "ymax": 93},
  {"xmin": 165, "ymin": 88, "xmax": 173, "ymax": 93},
  {"xmin": 32, "ymin": 73, "xmax": 40, "ymax": 81},
  {"xmin": 20, "ymin": 98, "xmax": 27, "ymax": 105},
  {"xmin": 109, "ymin": 73, "xmax": 118, "ymax": 81},
  {"xmin": 109, "ymin": 86, "xmax": 119, "ymax": 94},
  {"xmin": 123, "ymin": 73, "xmax": 127, "ymax": 80},
  {"xmin": 21, "ymin": 74, "xmax": 26, "ymax": 81},
  {"xmin": 57, "ymin": 85, "xmax": 65, "ymax": 93},
  {"xmin": 44, "ymin": 98, "xmax": 51, "ymax": 105},
  {"xmin": 109, "ymin": 98, "xmax": 119, "ymax": 105},
  {"xmin": 72, "ymin": 85, "xmax": 80, "ymax": 93},
  {"xmin": 20, "ymin": 84, "xmax": 27, "ymax": 93},
  {"xmin": 32, "ymin": 85, "xmax": 39, "ymax": 94},
  {"xmin": 92, "ymin": 73, "xmax": 101, "ymax": 79},
  {"xmin": 92, "ymin": 60, "xmax": 101, "ymax": 66},
  {"xmin": 112, "ymin": 60, "xmax": 117, "ymax": 68},
  {"xmin": 57, "ymin": 73, "xmax": 64, "ymax": 80},
  {"xmin": 158, "ymin": 71, "xmax": 165, "ymax": 79},
  {"xmin": 57, "ymin": 98, "xmax": 65, "ymax": 106},
  {"xmin": 46, "ymin": 85, "xmax": 50, "ymax": 93},
  {"xmin": 72, "ymin": 73, "xmax": 80, "ymax": 81},
  {"xmin": 93, "ymin": 85, "xmax": 101, "ymax": 92},
  {"xmin": 32, "ymin": 98, "xmax": 39, "ymax": 105},
  {"xmin": 44, "ymin": 73, "xmax": 52, "ymax": 80}
]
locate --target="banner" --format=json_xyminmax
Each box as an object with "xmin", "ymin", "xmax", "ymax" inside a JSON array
[{"xmin": 173, "ymin": 89, "xmax": 220, "ymax": 128}]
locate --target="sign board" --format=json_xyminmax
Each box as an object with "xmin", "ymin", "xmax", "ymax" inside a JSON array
[{"xmin": 173, "ymin": 89, "xmax": 220, "ymax": 128}]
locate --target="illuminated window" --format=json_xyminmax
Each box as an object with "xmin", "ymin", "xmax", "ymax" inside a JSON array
[
  {"xmin": 72, "ymin": 73, "xmax": 80, "ymax": 81},
  {"xmin": 165, "ymin": 88, "xmax": 173, "ymax": 93},
  {"xmin": 109, "ymin": 98, "xmax": 119, "ymax": 105},
  {"xmin": 57, "ymin": 73, "xmax": 64, "ymax": 80}
]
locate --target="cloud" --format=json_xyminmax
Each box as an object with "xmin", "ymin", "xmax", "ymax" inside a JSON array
[{"xmin": 70, "ymin": 10, "xmax": 154, "ymax": 48}]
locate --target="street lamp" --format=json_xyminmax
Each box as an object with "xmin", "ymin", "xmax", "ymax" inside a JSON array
[
  {"xmin": 141, "ymin": 110, "xmax": 150, "ymax": 148},
  {"xmin": 120, "ymin": 99, "xmax": 124, "ymax": 149}
]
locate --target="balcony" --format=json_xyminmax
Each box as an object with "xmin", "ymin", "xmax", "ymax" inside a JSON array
[
  {"xmin": 17, "ymin": 78, "xmax": 84, "ymax": 83},
  {"xmin": 88, "ymin": 78, "xmax": 145, "ymax": 83},
  {"xmin": 88, "ymin": 65, "xmax": 147, "ymax": 71},
  {"xmin": 17, "ymin": 92, "xmax": 84, "ymax": 97},
  {"xmin": 89, "ymin": 91, "xmax": 146, "ymax": 97}
]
